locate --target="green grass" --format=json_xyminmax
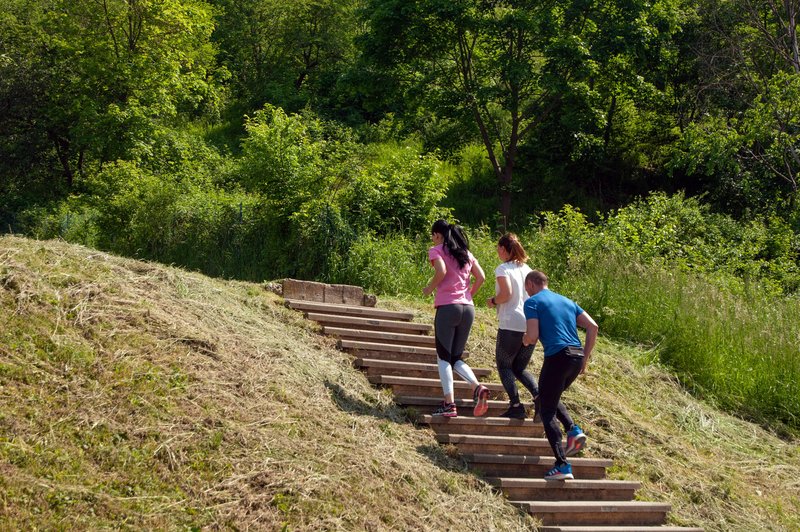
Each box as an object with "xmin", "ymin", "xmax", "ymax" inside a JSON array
[
  {"xmin": 1, "ymin": 234, "xmax": 798, "ymax": 530},
  {"xmin": 0, "ymin": 235, "xmax": 532, "ymax": 530},
  {"xmin": 550, "ymin": 252, "xmax": 800, "ymax": 433}
]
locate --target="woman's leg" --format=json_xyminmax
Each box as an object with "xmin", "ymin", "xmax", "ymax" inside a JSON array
[
  {"xmin": 434, "ymin": 305, "xmax": 461, "ymax": 401},
  {"xmin": 509, "ymin": 334, "xmax": 539, "ymax": 400},
  {"xmin": 450, "ymin": 305, "xmax": 478, "ymax": 386},
  {"xmin": 495, "ymin": 329, "xmax": 522, "ymax": 404}
]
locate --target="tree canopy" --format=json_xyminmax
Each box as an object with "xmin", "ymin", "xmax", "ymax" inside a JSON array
[{"xmin": 1, "ymin": 0, "xmax": 800, "ymax": 230}]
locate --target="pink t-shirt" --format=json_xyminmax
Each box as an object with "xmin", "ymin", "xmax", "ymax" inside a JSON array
[{"xmin": 428, "ymin": 244, "xmax": 477, "ymax": 307}]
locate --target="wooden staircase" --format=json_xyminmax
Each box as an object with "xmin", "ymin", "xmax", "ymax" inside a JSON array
[{"xmin": 285, "ymin": 295, "xmax": 703, "ymax": 531}]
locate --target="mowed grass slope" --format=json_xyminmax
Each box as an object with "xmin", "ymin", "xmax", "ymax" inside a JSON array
[
  {"xmin": 0, "ymin": 235, "xmax": 531, "ymax": 530},
  {"xmin": 1, "ymin": 235, "xmax": 798, "ymax": 531}
]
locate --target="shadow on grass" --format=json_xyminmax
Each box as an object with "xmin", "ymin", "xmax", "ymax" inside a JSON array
[
  {"xmin": 415, "ymin": 443, "xmax": 472, "ymax": 474},
  {"xmin": 324, "ymin": 379, "xmax": 415, "ymax": 425}
]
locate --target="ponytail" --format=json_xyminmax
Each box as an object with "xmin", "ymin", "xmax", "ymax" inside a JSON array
[
  {"xmin": 431, "ymin": 219, "xmax": 470, "ymax": 269},
  {"xmin": 498, "ymin": 233, "xmax": 528, "ymax": 264}
]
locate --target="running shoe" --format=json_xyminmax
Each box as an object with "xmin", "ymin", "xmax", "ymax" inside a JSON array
[
  {"xmin": 499, "ymin": 403, "xmax": 526, "ymax": 419},
  {"xmin": 473, "ymin": 384, "xmax": 490, "ymax": 417},
  {"xmin": 565, "ymin": 424, "xmax": 587, "ymax": 457},
  {"xmin": 544, "ymin": 462, "xmax": 574, "ymax": 480},
  {"xmin": 432, "ymin": 401, "xmax": 457, "ymax": 417}
]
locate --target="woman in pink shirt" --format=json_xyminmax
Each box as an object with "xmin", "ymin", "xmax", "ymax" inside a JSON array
[{"xmin": 422, "ymin": 219, "xmax": 490, "ymax": 417}]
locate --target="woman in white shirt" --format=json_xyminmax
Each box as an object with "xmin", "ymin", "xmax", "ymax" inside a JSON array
[{"xmin": 486, "ymin": 233, "xmax": 538, "ymax": 419}]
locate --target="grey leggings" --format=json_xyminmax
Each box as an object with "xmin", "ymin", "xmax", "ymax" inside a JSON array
[
  {"xmin": 495, "ymin": 329, "xmax": 539, "ymax": 404},
  {"xmin": 434, "ymin": 304, "xmax": 475, "ymax": 365}
]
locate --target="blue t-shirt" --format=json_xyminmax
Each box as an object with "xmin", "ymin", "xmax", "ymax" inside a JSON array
[{"xmin": 523, "ymin": 288, "xmax": 584, "ymax": 357}]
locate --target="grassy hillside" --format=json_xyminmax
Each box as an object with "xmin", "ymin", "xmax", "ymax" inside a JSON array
[{"xmin": 1, "ymin": 235, "xmax": 798, "ymax": 530}]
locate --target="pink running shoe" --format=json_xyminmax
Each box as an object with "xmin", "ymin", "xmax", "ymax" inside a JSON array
[
  {"xmin": 473, "ymin": 384, "xmax": 490, "ymax": 417},
  {"xmin": 432, "ymin": 401, "xmax": 457, "ymax": 418}
]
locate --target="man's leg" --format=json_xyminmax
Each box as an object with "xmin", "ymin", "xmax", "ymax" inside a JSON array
[{"xmin": 538, "ymin": 350, "xmax": 582, "ymax": 465}]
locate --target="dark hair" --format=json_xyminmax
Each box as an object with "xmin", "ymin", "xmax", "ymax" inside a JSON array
[
  {"xmin": 431, "ymin": 219, "xmax": 470, "ymax": 269},
  {"xmin": 526, "ymin": 270, "xmax": 548, "ymax": 287},
  {"xmin": 498, "ymin": 233, "xmax": 528, "ymax": 264}
]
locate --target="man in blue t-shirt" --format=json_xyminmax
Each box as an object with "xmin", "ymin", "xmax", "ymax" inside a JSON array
[{"xmin": 523, "ymin": 270, "xmax": 598, "ymax": 480}]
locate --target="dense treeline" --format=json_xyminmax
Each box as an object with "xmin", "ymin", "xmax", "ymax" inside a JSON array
[
  {"xmin": 1, "ymin": 1, "xmax": 799, "ymax": 428},
  {"xmin": 2, "ymin": 0, "xmax": 800, "ymax": 229}
]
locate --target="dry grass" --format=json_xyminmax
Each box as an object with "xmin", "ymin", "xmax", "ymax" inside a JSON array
[
  {"xmin": 2, "ymin": 234, "xmax": 798, "ymax": 531},
  {"xmin": 0, "ymin": 235, "xmax": 532, "ymax": 530}
]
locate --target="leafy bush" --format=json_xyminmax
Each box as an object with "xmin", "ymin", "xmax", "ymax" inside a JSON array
[{"xmin": 342, "ymin": 141, "xmax": 451, "ymax": 235}]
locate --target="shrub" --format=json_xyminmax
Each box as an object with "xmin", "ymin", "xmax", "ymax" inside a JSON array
[{"xmin": 335, "ymin": 232, "xmax": 429, "ymax": 295}]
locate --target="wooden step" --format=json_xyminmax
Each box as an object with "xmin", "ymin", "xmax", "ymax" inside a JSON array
[
  {"xmin": 341, "ymin": 340, "xmax": 439, "ymax": 358},
  {"xmin": 355, "ymin": 358, "xmax": 491, "ymax": 380},
  {"xmin": 307, "ymin": 313, "xmax": 432, "ymax": 334},
  {"xmin": 463, "ymin": 454, "xmax": 611, "ymax": 480},
  {"xmin": 324, "ymin": 326, "xmax": 436, "ymax": 347},
  {"xmin": 514, "ymin": 501, "xmax": 671, "ymax": 526},
  {"xmin": 418, "ymin": 414, "xmax": 542, "ymax": 437},
  {"xmin": 436, "ymin": 433, "xmax": 551, "ymax": 455},
  {"xmin": 342, "ymin": 340, "xmax": 472, "ymax": 364},
  {"xmin": 397, "ymin": 395, "xmax": 511, "ymax": 417},
  {"xmin": 541, "ymin": 527, "xmax": 703, "ymax": 532},
  {"xmin": 369, "ymin": 375, "xmax": 505, "ymax": 400},
  {"xmin": 486, "ymin": 477, "xmax": 640, "ymax": 501},
  {"xmin": 343, "ymin": 344, "xmax": 454, "ymax": 365},
  {"xmin": 287, "ymin": 299, "xmax": 415, "ymax": 321},
  {"xmin": 344, "ymin": 349, "xmax": 439, "ymax": 365}
]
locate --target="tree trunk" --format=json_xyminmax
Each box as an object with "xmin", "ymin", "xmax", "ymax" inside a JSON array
[
  {"xmin": 499, "ymin": 167, "xmax": 513, "ymax": 231},
  {"xmin": 49, "ymin": 130, "xmax": 73, "ymax": 188}
]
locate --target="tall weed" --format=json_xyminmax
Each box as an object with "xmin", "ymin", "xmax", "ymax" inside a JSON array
[{"xmin": 560, "ymin": 252, "xmax": 799, "ymax": 428}]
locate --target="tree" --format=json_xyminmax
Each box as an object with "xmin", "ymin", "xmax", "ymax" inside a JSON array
[
  {"xmin": 672, "ymin": 0, "xmax": 800, "ymax": 214},
  {"xmin": 0, "ymin": 0, "xmax": 220, "ymax": 191},
  {"xmin": 359, "ymin": 0, "xmax": 684, "ymax": 229},
  {"xmin": 210, "ymin": 0, "xmax": 359, "ymax": 112}
]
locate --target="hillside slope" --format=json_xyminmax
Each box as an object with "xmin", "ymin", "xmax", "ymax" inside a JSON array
[{"xmin": 1, "ymin": 235, "xmax": 798, "ymax": 530}]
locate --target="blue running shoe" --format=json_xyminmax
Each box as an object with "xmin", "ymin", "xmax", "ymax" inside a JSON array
[
  {"xmin": 565, "ymin": 425, "xmax": 587, "ymax": 457},
  {"xmin": 544, "ymin": 462, "xmax": 573, "ymax": 480}
]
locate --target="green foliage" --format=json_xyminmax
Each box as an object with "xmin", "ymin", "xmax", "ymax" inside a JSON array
[
  {"xmin": 342, "ymin": 142, "xmax": 451, "ymax": 235},
  {"xmin": 210, "ymin": 0, "xmax": 359, "ymax": 112},
  {"xmin": 19, "ymin": 107, "xmax": 452, "ymax": 283},
  {"xmin": 335, "ymin": 233, "xmax": 428, "ymax": 296},
  {"xmin": 442, "ymin": 144, "xmax": 502, "ymax": 227},
  {"xmin": 239, "ymin": 105, "xmax": 326, "ymax": 215},
  {"xmin": 520, "ymin": 195, "xmax": 800, "ymax": 430},
  {"xmin": 0, "ymin": 0, "xmax": 221, "ymax": 191}
]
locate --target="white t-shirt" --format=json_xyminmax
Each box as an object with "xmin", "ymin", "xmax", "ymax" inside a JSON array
[{"xmin": 494, "ymin": 261, "xmax": 533, "ymax": 332}]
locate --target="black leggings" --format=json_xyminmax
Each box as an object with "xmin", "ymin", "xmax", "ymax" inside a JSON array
[
  {"xmin": 538, "ymin": 347, "xmax": 583, "ymax": 465},
  {"xmin": 434, "ymin": 304, "xmax": 475, "ymax": 365},
  {"xmin": 495, "ymin": 329, "xmax": 538, "ymax": 404}
]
